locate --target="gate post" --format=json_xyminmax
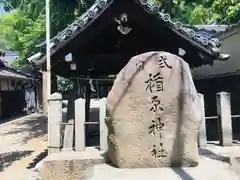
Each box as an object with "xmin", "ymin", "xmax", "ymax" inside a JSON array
[
  {"xmin": 99, "ymin": 98, "xmax": 108, "ymax": 151},
  {"xmin": 198, "ymin": 93, "xmax": 207, "ymax": 147},
  {"xmin": 48, "ymin": 93, "xmax": 62, "ymax": 154},
  {"xmin": 75, "ymin": 98, "xmax": 86, "ymax": 151},
  {"xmin": 216, "ymin": 92, "xmax": 233, "ymax": 146}
]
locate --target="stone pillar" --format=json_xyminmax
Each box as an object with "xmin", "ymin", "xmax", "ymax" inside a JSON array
[
  {"xmin": 48, "ymin": 93, "xmax": 62, "ymax": 154},
  {"xmin": 99, "ymin": 98, "xmax": 108, "ymax": 151},
  {"xmin": 75, "ymin": 98, "xmax": 86, "ymax": 151},
  {"xmin": 198, "ymin": 93, "xmax": 207, "ymax": 147},
  {"xmin": 216, "ymin": 92, "xmax": 233, "ymax": 146},
  {"xmin": 42, "ymin": 71, "xmax": 48, "ymax": 114}
]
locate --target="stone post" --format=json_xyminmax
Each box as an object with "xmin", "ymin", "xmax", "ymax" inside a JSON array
[
  {"xmin": 198, "ymin": 93, "xmax": 207, "ymax": 147},
  {"xmin": 75, "ymin": 98, "xmax": 86, "ymax": 151},
  {"xmin": 99, "ymin": 98, "xmax": 108, "ymax": 151},
  {"xmin": 216, "ymin": 92, "xmax": 233, "ymax": 146},
  {"xmin": 48, "ymin": 93, "xmax": 62, "ymax": 154}
]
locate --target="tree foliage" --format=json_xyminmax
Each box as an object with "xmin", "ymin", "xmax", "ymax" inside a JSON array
[
  {"xmin": 0, "ymin": 10, "xmax": 45, "ymax": 68},
  {"xmin": 0, "ymin": 39, "xmax": 8, "ymax": 51},
  {"xmin": 0, "ymin": 0, "xmax": 94, "ymax": 70},
  {"xmin": 156, "ymin": 0, "xmax": 240, "ymax": 24},
  {"xmin": 211, "ymin": 0, "xmax": 240, "ymax": 24}
]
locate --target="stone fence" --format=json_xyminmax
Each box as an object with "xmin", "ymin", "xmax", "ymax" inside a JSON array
[
  {"xmin": 47, "ymin": 93, "xmax": 107, "ymax": 155},
  {"xmin": 47, "ymin": 91, "xmax": 233, "ymax": 155}
]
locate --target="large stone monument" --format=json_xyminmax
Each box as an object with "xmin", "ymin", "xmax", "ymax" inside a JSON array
[{"xmin": 105, "ymin": 51, "xmax": 202, "ymax": 168}]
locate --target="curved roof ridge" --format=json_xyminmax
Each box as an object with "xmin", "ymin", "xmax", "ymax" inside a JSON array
[{"xmin": 36, "ymin": 0, "xmax": 226, "ymax": 62}]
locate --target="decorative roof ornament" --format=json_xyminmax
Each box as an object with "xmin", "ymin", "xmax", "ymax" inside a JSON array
[
  {"xmin": 115, "ymin": 13, "xmax": 132, "ymax": 35},
  {"xmin": 139, "ymin": 0, "xmax": 148, "ymax": 5},
  {"xmin": 98, "ymin": 0, "xmax": 107, "ymax": 8}
]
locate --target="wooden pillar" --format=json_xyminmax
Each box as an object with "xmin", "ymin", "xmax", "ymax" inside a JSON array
[
  {"xmin": 198, "ymin": 93, "xmax": 207, "ymax": 147},
  {"xmin": 51, "ymin": 74, "xmax": 58, "ymax": 94},
  {"xmin": 85, "ymin": 82, "xmax": 91, "ymax": 122},
  {"xmin": 36, "ymin": 80, "xmax": 42, "ymax": 111},
  {"xmin": 62, "ymin": 88, "xmax": 77, "ymax": 151},
  {"xmin": 48, "ymin": 93, "xmax": 62, "ymax": 154},
  {"xmin": 42, "ymin": 71, "xmax": 48, "ymax": 114},
  {"xmin": 216, "ymin": 92, "xmax": 233, "ymax": 146}
]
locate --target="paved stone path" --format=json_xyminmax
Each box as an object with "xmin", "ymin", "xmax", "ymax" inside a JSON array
[{"xmin": 0, "ymin": 113, "xmax": 47, "ymax": 180}]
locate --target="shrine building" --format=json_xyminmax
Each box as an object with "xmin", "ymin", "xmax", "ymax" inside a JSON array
[{"xmin": 30, "ymin": 0, "xmax": 229, "ymax": 112}]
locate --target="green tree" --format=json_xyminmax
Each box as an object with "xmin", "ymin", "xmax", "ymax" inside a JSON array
[
  {"xmin": 0, "ymin": 0, "xmax": 95, "ymax": 90},
  {"xmin": 211, "ymin": 0, "xmax": 240, "ymax": 24},
  {"xmin": 155, "ymin": 0, "xmax": 240, "ymax": 24},
  {"xmin": 0, "ymin": 0, "xmax": 94, "ymax": 70},
  {"xmin": 0, "ymin": 39, "xmax": 8, "ymax": 51},
  {"xmin": 0, "ymin": 10, "xmax": 45, "ymax": 69}
]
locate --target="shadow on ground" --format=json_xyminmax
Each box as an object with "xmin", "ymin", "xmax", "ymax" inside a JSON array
[
  {"xmin": 0, "ymin": 114, "xmax": 47, "ymax": 144},
  {"xmin": 199, "ymin": 148, "xmax": 231, "ymax": 164},
  {"xmin": 0, "ymin": 150, "xmax": 33, "ymax": 171},
  {"xmin": 27, "ymin": 149, "xmax": 48, "ymax": 169},
  {"xmin": 0, "ymin": 114, "xmax": 26, "ymax": 125},
  {"xmin": 171, "ymin": 168, "xmax": 195, "ymax": 180}
]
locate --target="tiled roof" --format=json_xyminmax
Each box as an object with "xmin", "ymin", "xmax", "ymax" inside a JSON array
[
  {"xmin": 36, "ymin": 0, "xmax": 226, "ymax": 62},
  {"xmin": 192, "ymin": 25, "xmax": 240, "ymax": 80},
  {"xmin": 193, "ymin": 25, "xmax": 230, "ymax": 38},
  {"xmin": 0, "ymin": 69, "xmax": 30, "ymax": 79},
  {"xmin": 0, "ymin": 57, "xmax": 34, "ymax": 80},
  {"xmin": 1, "ymin": 51, "xmax": 19, "ymax": 65},
  {"xmin": 192, "ymin": 22, "xmax": 240, "ymax": 40}
]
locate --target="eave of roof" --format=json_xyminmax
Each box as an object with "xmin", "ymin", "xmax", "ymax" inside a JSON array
[
  {"xmin": 191, "ymin": 27, "xmax": 240, "ymax": 80},
  {"xmin": 0, "ymin": 68, "xmax": 32, "ymax": 80},
  {"xmin": 192, "ymin": 22, "xmax": 240, "ymax": 40},
  {"xmin": 217, "ymin": 22, "xmax": 240, "ymax": 40},
  {"xmin": 35, "ymin": 0, "xmax": 227, "ymax": 65}
]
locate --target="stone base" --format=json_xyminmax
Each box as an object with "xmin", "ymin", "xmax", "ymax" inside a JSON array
[
  {"xmin": 39, "ymin": 147, "xmax": 105, "ymax": 180},
  {"xmin": 39, "ymin": 148, "xmax": 239, "ymax": 180},
  {"xmin": 84, "ymin": 159, "xmax": 238, "ymax": 180}
]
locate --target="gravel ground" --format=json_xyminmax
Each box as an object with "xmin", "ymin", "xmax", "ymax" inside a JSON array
[{"xmin": 0, "ymin": 113, "xmax": 47, "ymax": 180}]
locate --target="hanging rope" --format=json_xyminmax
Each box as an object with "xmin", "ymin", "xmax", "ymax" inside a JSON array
[{"xmin": 89, "ymin": 78, "xmax": 96, "ymax": 92}]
